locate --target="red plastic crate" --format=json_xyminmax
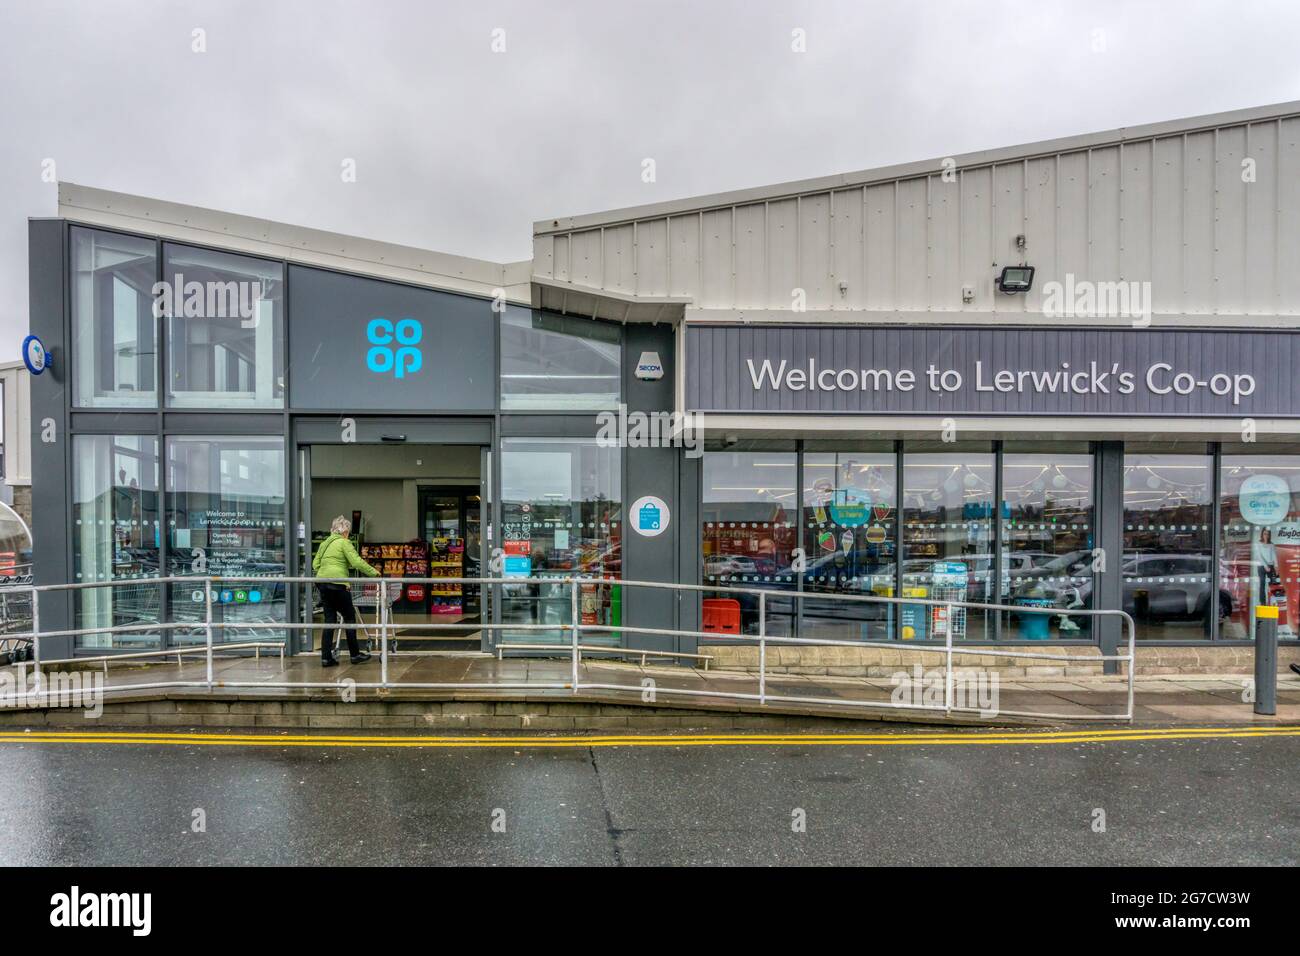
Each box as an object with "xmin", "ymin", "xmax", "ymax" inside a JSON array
[{"xmin": 702, "ymin": 598, "xmax": 741, "ymax": 635}]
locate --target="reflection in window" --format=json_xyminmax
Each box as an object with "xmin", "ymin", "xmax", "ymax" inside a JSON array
[
  {"xmin": 72, "ymin": 436, "xmax": 161, "ymax": 648},
  {"xmin": 1122, "ymin": 454, "xmax": 1215, "ymax": 639},
  {"xmin": 801, "ymin": 452, "xmax": 896, "ymax": 642},
  {"xmin": 71, "ymin": 228, "xmax": 157, "ymax": 407},
  {"xmin": 164, "ymin": 244, "xmax": 284, "ymax": 408},
  {"xmin": 701, "ymin": 451, "xmax": 797, "ymax": 637},
  {"xmin": 1002, "ymin": 453, "xmax": 1095, "ymax": 639},
  {"xmin": 902, "ymin": 453, "xmax": 994, "ymax": 641},
  {"xmin": 499, "ymin": 439, "xmax": 621, "ymax": 644},
  {"xmin": 166, "ymin": 437, "xmax": 286, "ymax": 643},
  {"xmin": 500, "ymin": 309, "xmax": 620, "ymax": 410},
  {"xmin": 1219, "ymin": 456, "xmax": 1300, "ymax": 641}
]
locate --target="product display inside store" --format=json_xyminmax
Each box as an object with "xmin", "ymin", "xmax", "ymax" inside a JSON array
[
  {"xmin": 1217, "ymin": 454, "xmax": 1300, "ymax": 641},
  {"xmin": 699, "ymin": 444, "xmax": 1104, "ymax": 642},
  {"xmin": 305, "ymin": 444, "xmax": 483, "ymax": 648},
  {"xmin": 499, "ymin": 438, "xmax": 622, "ymax": 644}
]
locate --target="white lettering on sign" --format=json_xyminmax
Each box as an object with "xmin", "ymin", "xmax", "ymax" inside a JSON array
[{"xmin": 744, "ymin": 358, "xmax": 1258, "ymax": 406}]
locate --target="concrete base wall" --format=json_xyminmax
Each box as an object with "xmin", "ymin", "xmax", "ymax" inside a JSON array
[
  {"xmin": 703, "ymin": 643, "xmax": 1300, "ymax": 677},
  {"xmin": 0, "ymin": 698, "xmax": 883, "ymax": 732}
]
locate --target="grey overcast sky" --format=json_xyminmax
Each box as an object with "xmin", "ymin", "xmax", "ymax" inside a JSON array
[{"xmin": 1, "ymin": 0, "xmax": 1298, "ymax": 360}]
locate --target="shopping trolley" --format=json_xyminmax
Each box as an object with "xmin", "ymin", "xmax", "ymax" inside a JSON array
[
  {"xmin": 929, "ymin": 561, "xmax": 969, "ymax": 641},
  {"xmin": 351, "ymin": 578, "xmax": 399, "ymax": 653},
  {"xmin": 0, "ymin": 573, "xmax": 33, "ymax": 664}
]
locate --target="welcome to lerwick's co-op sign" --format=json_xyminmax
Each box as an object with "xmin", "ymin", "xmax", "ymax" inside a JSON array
[{"xmin": 684, "ymin": 325, "xmax": 1300, "ymax": 417}]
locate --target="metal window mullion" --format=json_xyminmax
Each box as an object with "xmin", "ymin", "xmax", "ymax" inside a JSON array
[
  {"xmin": 993, "ymin": 441, "xmax": 1003, "ymax": 641},
  {"xmin": 1210, "ymin": 442, "xmax": 1222, "ymax": 640},
  {"xmin": 156, "ymin": 237, "xmax": 170, "ymax": 651},
  {"xmin": 894, "ymin": 438, "xmax": 904, "ymax": 642},
  {"xmin": 793, "ymin": 441, "xmax": 803, "ymax": 640}
]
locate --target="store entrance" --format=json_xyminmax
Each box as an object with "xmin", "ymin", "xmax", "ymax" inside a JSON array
[{"xmin": 298, "ymin": 441, "xmax": 487, "ymax": 652}]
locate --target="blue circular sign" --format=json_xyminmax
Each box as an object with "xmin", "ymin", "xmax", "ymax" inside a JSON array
[{"xmin": 21, "ymin": 334, "xmax": 48, "ymax": 375}]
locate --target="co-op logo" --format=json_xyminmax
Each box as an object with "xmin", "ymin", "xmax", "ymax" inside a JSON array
[{"xmin": 366, "ymin": 317, "xmax": 423, "ymax": 379}]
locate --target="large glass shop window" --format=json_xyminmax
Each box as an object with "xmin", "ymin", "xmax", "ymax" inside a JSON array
[
  {"xmin": 71, "ymin": 436, "xmax": 161, "ymax": 649},
  {"xmin": 163, "ymin": 244, "xmax": 284, "ymax": 408},
  {"xmin": 1219, "ymin": 452, "xmax": 1300, "ymax": 642},
  {"xmin": 499, "ymin": 439, "xmax": 622, "ymax": 644},
  {"xmin": 1001, "ymin": 447, "xmax": 1096, "ymax": 639},
  {"xmin": 165, "ymin": 437, "xmax": 287, "ymax": 644},
  {"xmin": 1122, "ymin": 451, "xmax": 1215, "ymax": 639},
  {"xmin": 700, "ymin": 449, "xmax": 797, "ymax": 637},
  {"xmin": 800, "ymin": 449, "xmax": 896, "ymax": 642},
  {"xmin": 71, "ymin": 228, "xmax": 158, "ymax": 408},
  {"xmin": 901, "ymin": 449, "xmax": 995, "ymax": 641},
  {"xmin": 500, "ymin": 309, "xmax": 621, "ymax": 410}
]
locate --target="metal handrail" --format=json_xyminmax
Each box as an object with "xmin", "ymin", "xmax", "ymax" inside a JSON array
[
  {"xmin": 0, "ymin": 574, "xmax": 1136, "ymax": 721},
  {"xmin": 495, "ymin": 641, "xmax": 715, "ymax": 669}
]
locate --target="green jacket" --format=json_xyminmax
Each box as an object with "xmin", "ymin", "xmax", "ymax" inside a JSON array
[{"xmin": 312, "ymin": 533, "xmax": 379, "ymax": 579}]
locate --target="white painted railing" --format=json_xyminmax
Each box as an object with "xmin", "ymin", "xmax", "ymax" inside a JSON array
[{"xmin": 0, "ymin": 575, "xmax": 1136, "ymax": 722}]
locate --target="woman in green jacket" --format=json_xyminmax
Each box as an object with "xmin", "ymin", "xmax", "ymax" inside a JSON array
[{"xmin": 312, "ymin": 515, "xmax": 380, "ymax": 666}]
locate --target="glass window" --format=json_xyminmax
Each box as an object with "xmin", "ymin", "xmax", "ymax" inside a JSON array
[
  {"xmin": 1219, "ymin": 456, "xmax": 1300, "ymax": 641},
  {"xmin": 166, "ymin": 437, "xmax": 287, "ymax": 644},
  {"xmin": 499, "ymin": 438, "xmax": 621, "ymax": 643},
  {"xmin": 1002, "ymin": 451, "xmax": 1096, "ymax": 639},
  {"xmin": 1122, "ymin": 453, "xmax": 1214, "ymax": 639},
  {"xmin": 800, "ymin": 451, "xmax": 896, "ymax": 642},
  {"xmin": 71, "ymin": 436, "xmax": 161, "ymax": 648},
  {"xmin": 163, "ymin": 244, "xmax": 284, "ymax": 408},
  {"xmin": 500, "ymin": 309, "xmax": 620, "ymax": 410},
  {"xmin": 902, "ymin": 451, "xmax": 995, "ymax": 641},
  {"xmin": 71, "ymin": 228, "xmax": 158, "ymax": 407},
  {"xmin": 701, "ymin": 450, "xmax": 798, "ymax": 637}
]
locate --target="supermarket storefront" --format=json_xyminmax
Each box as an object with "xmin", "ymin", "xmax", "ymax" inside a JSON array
[
  {"xmin": 683, "ymin": 323, "xmax": 1300, "ymax": 655},
  {"xmin": 29, "ymin": 216, "xmax": 677, "ymax": 660},
  {"xmin": 26, "ymin": 103, "xmax": 1300, "ymax": 662},
  {"xmin": 26, "ymin": 217, "xmax": 1300, "ymax": 661}
]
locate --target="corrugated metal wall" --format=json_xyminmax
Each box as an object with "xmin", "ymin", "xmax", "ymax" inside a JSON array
[{"xmin": 534, "ymin": 115, "xmax": 1300, "ymax": 318}]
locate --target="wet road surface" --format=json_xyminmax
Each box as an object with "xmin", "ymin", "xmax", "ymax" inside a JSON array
[{"xmin": 0, "ymin": 728, "xmax": 1296, "ymax": 866}]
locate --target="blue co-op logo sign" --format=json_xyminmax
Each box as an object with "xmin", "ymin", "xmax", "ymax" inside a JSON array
[{"xmin": 366, "ymin": 317, "xmax": 423, "ymax": 379}]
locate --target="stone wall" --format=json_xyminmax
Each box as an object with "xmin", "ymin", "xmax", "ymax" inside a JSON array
[
  {"xmin": 9, "ymin": 484, "xmax": 31, "ymax": 534},
  {"xmin": 703, "ymin": 642, "xmax": 1300, "ymax": 677}
]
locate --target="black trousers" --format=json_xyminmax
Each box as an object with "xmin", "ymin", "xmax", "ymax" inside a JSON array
[
  {"xmin": 1258, "ymin": 567, "xmax": 1275, "ymax": 603},
  {"xmin": 318, "ymin": 583, "xmax": 362, "ymax": 660}
]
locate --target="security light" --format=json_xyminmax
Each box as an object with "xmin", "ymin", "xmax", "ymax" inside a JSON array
[{"xmin": 997, "ymin": 265, "xmax": 1035, "ymax": 293}]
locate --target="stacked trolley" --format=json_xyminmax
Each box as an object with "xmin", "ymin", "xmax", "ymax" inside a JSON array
[{"xmin": 928, "ymin": 561, "xmax": 969, "ymax": 642}]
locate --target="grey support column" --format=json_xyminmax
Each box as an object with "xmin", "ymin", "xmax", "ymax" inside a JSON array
[
  {"xmin": 28, "ymin": 219, "xmax": 73, "ymax": 657},
  {"xmin": 620, "ymin": 324, "xmax": 682, "ymax": 655},
  {"xmin": 1095, "ymin": 442, "xmax": 1124, "ymax": 675}
]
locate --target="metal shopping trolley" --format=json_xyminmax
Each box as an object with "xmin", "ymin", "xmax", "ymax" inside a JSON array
[
  {"xmin": 929, "ymin": 561, "xmax": 969, "ymax": 642},
  {"xmin": 0, "ymin": 572, "xmax": 33, "ymax": 664},
  {"xmin": 351, "ymin": 578, "xmax": 399, "ymax": 653}
]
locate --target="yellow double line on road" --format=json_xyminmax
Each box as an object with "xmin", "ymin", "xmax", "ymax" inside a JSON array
[{"xmin": 0, "ymin": 726, "xmax": 1297, "ymax": 749}]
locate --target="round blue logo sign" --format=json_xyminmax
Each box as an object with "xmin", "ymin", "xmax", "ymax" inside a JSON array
[{"xmin": 21, "ymin": 334, "xmax": 48, "ymax": 375}]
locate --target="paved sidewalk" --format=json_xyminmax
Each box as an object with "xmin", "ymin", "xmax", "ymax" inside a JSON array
[{"xmin": 8, "ymin": 652, "xmax": 1299, "ymax": 727}]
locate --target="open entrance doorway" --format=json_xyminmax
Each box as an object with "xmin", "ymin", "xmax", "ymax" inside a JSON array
[{"xmin": 298, "ymin": 441, "xmax": 488, "ymax": 653}]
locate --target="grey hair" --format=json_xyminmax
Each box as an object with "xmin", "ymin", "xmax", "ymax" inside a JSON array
[{"xmin": 330, "ymin": 515, "xmax": 352, "ymax": 536}]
